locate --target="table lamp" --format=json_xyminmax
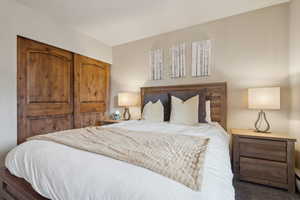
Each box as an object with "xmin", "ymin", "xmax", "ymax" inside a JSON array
[
  {"xmin": 248, "ymin": 87, "xmax": 280, "ymax": 133},
  {"xmin": 118, "ymin": 92, "xmax": 139, "ymax": 120}
]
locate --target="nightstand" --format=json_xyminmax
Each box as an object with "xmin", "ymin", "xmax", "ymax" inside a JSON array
[
  {"xmin": 231, "ymin": 128, "xmax": 296, "ymax": 193},
  {"xmin": 97, "ymin": 119, "xmax": 123, "ymax": 126}
]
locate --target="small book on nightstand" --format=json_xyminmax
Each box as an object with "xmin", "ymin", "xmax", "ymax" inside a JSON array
[{"xmin": 231, "ymin": 128, "xmax": 297, "ymax": 193}]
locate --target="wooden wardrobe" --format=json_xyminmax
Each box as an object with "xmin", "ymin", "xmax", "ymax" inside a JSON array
[{"xmin": 17, "ymin": 36, "xmax": 110, "ymax": 144}]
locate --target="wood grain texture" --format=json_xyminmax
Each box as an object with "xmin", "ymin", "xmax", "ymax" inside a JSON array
[
  {"xmin": 17, "ymin": 36, "xmax": 74, "ymax": 144},
  {"xmin": 141, "ymin": 82, "xmax": 227, "ymax": 130},
  {"xmin": 27, "ymin": 115, "xmax": 73, "ymax": 136},
  {"xmin": 239, "ymin": 138, "xmax": 286, "ymax": 162},
  {"xmin": 240, "ymin": 157, "xmax": 287, "ymax": 184},
  {"xmin": 74, "ymin": 54, "xmax": 110, "ymax": 128},
  {"xmin": 233, "ymin": 135, "xmax": 240, "ymax": 180},
  {"xmin": 287, "ymin": 141, "xmax": 296, "ymax": 192},
  {"xmin": 0, "ymin": 168, "xmax": 48, "ymax": 200},
  {"xmin": 232, "ymin": 129, "xmax": 296, "ymax": 193},
  {"xmin": 231, "ymin": 129, "xmax": 296, "ymax": 141},
  {"xmin": 18, "ymin": 37, "xmax": 111, "ymax": 144}
]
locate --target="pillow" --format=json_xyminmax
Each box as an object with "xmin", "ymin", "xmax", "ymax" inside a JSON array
[
  {"xmin": 169, "ymin": 90, "xmax": 207, "ymax": 123},
  {"xmin": 142, "ymin": 100, "xmax": 164, "ymax": 122},
  {"xmin": 205, "ymin": 100, "xmax": 212, "ymax": 123},
  {"xmin": 170, "ymin": 95, "xmax": 200, "ymax": 125},
  {"xmin": 143, "ymin": 93, "xmax": 169, "ymax": 121}
]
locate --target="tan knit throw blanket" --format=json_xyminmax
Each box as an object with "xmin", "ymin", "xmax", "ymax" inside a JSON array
[{"xmin": 28, "ymin": 127, "xmax": 209, "ymax": 190}]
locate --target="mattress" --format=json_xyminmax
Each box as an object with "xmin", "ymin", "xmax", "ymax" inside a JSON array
[{"xmin": 5, "ymin": 120, "xmax": 235, "ymax": 200}]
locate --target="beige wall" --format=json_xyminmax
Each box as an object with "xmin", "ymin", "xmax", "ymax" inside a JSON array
[
  {"xmin": 111, "ymin": 4, "xmax": 290, "ymax": 134},
  {"xmin": 0, "ymin": 0, "xmax": 112, "ymax": 166},
  {"xmin": 289, "ymin": 0, "xmax": 300, "ymax": 167}
]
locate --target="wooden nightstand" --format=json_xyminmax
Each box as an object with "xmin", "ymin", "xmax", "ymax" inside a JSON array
[
  {"xmin": 97, "ymin": 119, "xmax": 123, "ymax": 126},
  {"xmin": 231, "ymin": 129, "xmax": 296, "ymax": 193}
]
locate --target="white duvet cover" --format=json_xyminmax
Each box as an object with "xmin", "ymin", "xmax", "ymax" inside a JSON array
[{"xmin": 5, "ymin": 121, "xmax": 235, "ymax": 200}]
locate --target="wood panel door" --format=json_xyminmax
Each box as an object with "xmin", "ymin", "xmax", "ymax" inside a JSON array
[
  {"xmin": 74, "ymin": 54, "xmax": 110, "ymax": 128},
  {"xmin": 17, "ymin": 37, "xmax": 74, "ymax": 144}
]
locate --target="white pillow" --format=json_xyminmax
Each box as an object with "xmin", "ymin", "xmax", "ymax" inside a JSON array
[
  {"xmin": 142, "ymin": 100, "xmax": 164, "ymax": 122},
  {"xmin": 170, "ymin": 95, "xmax": 199, "ymax": 125},
  {"xmin": 205, "ymin": 100, "xmax": 212, "ymax": 123}
]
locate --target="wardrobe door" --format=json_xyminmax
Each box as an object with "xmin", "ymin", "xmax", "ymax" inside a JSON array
[
  {"xmin": 74, "ymin": 54, "xmax": 110, "ymax": 128},
  {"xmin": 17, "ymin": 37, "xmax": 74, "ymax": 144}
]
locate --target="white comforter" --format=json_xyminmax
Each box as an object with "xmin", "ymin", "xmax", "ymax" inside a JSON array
[{"xmin": 5, "ymin": 121, "xmax": 235, "ymax": 200}]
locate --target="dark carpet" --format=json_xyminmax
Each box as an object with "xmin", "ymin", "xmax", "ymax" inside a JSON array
[{"xmin": 235, "ymin": 180, "xmax": 300, "ymax": 200}]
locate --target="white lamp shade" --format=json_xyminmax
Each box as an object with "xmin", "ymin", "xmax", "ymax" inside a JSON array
[
  {"xmin": 118, "ymin": 92, "xmax": 140, "ymax": 107},
  {"xmin": 248, "ymin": 87, "xmax": 280, "ymax": 110}
]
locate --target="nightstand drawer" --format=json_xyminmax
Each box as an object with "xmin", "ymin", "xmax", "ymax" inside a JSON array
[
  {"xmin": 239, "ymin": 138, "xmax": 286, "ymax": 162},
  {"xmin": 240, "ymin": 157, "xmax": 288, "ymax": 185}
]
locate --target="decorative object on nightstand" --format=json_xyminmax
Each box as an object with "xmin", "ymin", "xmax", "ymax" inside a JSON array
[
  {"xmin": 248, "ymin": 87, "xmax": 280, "ymax": 133},
  {"xmin": 118, "ymin": 92, "xmax": 140, "ymax": 120},
  {"xmin": 231, "ymin": 128, "xmax": 296, "ymax": 193},
  {"xmin": 111, "ymin": 110, "xmax": 121, "ymax": 120}
]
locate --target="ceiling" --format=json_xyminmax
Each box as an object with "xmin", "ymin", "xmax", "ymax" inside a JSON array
[{"xmin": 16, "ymin": 0, "xmax": 289, "ymax": 46}]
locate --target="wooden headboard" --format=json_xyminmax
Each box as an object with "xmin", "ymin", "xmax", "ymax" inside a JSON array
[{"xmin": 140, "ymin": 82, "xmax": 227, "ymax": 130}]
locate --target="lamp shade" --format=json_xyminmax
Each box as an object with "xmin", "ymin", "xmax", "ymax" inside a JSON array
[
  {"xmin": 118, "ymin": 92, "xmax": 140, "ymax": 107},
  {"xmin": 248, "ymin": 87, "xmax": 280, "ymax": 110}
]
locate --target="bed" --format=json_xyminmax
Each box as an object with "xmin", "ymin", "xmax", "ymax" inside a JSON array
[{"xmin": 1, "ymin": 82, "xmax": 234, "ymax": 200}]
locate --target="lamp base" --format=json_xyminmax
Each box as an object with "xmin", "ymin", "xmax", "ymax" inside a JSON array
[
  {"xmin": 254, "ymin": 110, "xmax": 271, "ymax": 133},
  {"xmin": 123, "ymin": 107, "xmax": 131, "ymax": 121}
]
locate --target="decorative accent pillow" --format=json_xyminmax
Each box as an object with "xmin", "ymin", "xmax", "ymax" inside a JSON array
[
  {"xmin": 205, "ymin": 100, "xmax": 212, "ymax": 123},
  {"xmin": 142, "ymin": 100, "xmax": 164, "ymax": 122},
  {"xmin": 170, "ymin": 95, "xmax": 200, "ymax": 125},
  {"xmin": 169, "ymin": 90, "xmax": 207, "ymax": 123}
]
